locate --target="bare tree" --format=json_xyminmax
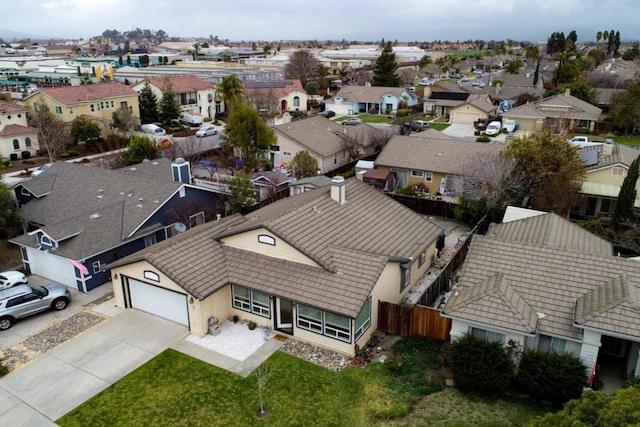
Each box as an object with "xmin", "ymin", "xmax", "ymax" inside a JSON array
[
  {"xmin": 255, "ymin": 364, "xmax": 273, "ymax": 417},
  {"xmin": 284, "ymin": 50, "xmax": 320, "ymax": 87},
  {"xmin": 27, "ymin": 100, "xmax": 72, "ymax": 162}
]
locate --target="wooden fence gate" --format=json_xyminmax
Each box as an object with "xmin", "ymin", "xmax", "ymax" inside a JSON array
[{"xmin": 377, "ymin": 301, "xmax": 452, "ymax": 341}]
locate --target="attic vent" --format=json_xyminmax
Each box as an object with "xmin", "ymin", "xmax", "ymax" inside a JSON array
[
  {"xmin": 130, "ymin": 167, "xmax": 137, "ymax": 171},
  {"xmin": 89, "ymin": 213, "xmax": 101, "ymax": 220}
]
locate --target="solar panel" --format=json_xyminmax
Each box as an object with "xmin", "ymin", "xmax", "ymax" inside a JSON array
[{"xmin": 245, "ymin": 81, "xmax": 289, "ymax": 89}]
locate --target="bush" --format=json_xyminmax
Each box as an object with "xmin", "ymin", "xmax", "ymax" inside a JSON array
[
  {"xmin": 446, "ymin": 334, "xmax": 514, "ymax": 395},
  {"xmin": 203, "ymin": 117, "xmax": 212, "ymax": 122},
  {"xmin": 622, "ymin": 375, "xmax": 640, "ymax": 389},
  {"xmin": 60, "ymin": 149, "xmax": 80, "ymax": 158},
  {"xmin": 0, "ymin": 361, "xmax": 8, "ymax": 378},
  {"xmin": 476, "ymin": 135, "xmax": 491, "ymax": 142},
  {"xmin": 0, "ymin": 158, "xmax": 12, "ymax": 170},
  {"xmin": 396, "ymin": 109, "xmax": 412, "ymax": 117},
  {"xmin": 454, "ymin": 195, "xmax": 488, "ymax": 225},
  {"xmin": 395, "ymin": 186, "xmax": 417, "ymax": 196},
  {"xmin": 515, "ymin": 350, "xmax": 587, "ymax": 405}
]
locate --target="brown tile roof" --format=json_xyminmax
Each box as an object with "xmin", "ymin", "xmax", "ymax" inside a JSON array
[
  {"xmin": 110, "ymin": 179, "xmax": 443, "ymax": 316},
  {"xmin": 501, "ymin": 73, "xmax": 536, "ymax": 88},
  {"xmin": 274, "ymin": 117, "xmax": 384, "ymax": 158},
  {"xmin": 486, "ymin": 213, "xmax": 613, "ymax": 256},
  {"xmin": 0, "ymin": 124, "xmax": 37, "ymax": 137},
  {"xmin": 244, "ymin": 80, "xmax": 304, "ymax": 99},
  {"xmin": 0, "ymin": 100, "xmax": 26, "ymax": 114},
  {"xmin": 443, "ymin": 235, "xmax": 640, "ymax": 340},
  {"xmin": 145, "ymin": 75, "xmax": 213, "ymax": 93},
  {"xmin": 30, "ymin": 82, "xmax": 137, "ymax": 106},
  {"xmin": 375, "ymin": 135, "xmax": 502, "ymax": 175}
]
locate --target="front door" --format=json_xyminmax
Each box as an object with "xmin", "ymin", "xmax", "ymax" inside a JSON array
[{"xmin": 276, "ymin": 298, "xmax": 293, "ymax": 334}]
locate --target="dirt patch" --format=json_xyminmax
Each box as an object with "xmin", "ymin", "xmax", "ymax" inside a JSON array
[{"xmin": 0, "ymin": 239, "xmax": 22, "ymax": 271}]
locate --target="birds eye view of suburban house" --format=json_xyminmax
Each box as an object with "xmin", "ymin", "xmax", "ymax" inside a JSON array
[{"xmin": 1, "ymin": 17, "xmax": 640, "ymax": 425}]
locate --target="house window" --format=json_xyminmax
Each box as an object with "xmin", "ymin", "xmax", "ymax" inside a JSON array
[
  {"xmin": 69, "ymin": 107, "xmax": 74, "ymax": 115},
  {"xmin": 411, "ymin": 170, "xmax": 424, "ymax": 178},
  {"xmin": 400, "ymin": 264, "xmax": 411, "ymax": 291},
  {"xmin": 334, "ymin": 153, "xmax": 337, "ymax": 164},
  {"xmin": 92, "ymin": 261, "xmax": 103, "ymax": 274},
  {"xmin": 39, "ymin": 235, "xmax": 53, "ymax": 248},
  {"xmin": 258, "ymin": 234, "xmax": 276, "ymax": 246},
  {"xmin": 425, "ymin": 172, "xmax": 433, "ymax": 182},
  {"xmin": 179, "ymin": 187, "xmax": 186, "ymax": 198},
  {"xmin": 297, "ymin": 304, "xmax": 352, "ymax": 342},
  {"xmin": 297, "ymin": 304, "xmax": 323, "ymax": 333},
  {"xmin": 120, "ymin": 101, "xmax": 128, "ymax": 110},
  {"xmin": 611, "ymin": 167, "xmax": 626, "ymax": 177},
  {"xmin": 471, "ymin": 327, "xmax": 505, "ymax": 344},
  {"xmin": 293, "ymin": 96, "xmax": 300, "ymax": 107},
  {"xmin": 25, "ymin": 137, "xmax": 31, "ymax": 148},
  {"xmin": 90, "ymin": 104, "xmax": 95, "ymax": 112},
  {"xmin": 55, "ymin": 106, "xmax": 62, "ymax": 114},
  {"xmin": 354, "ymin": 297, "xmax": 371, "ymax": 340},
  {"xmin": 232, "ymin": 285, "xmax": 270, "ymax": 317},
  {"xmin": 537, "ymin": 335, "xmax": 566, "ymax": 354},
  {"xmin": 577, "ymin": 119, "xmax": 589, "ymax": 128},
  {"xmin": 188, "ymin": 212, "xmax": 205, "ymax": 228},
  {"xmin": 13, "ymin": 139, "xmax": 19, "ymax": 150},
  {"xmin": 419, "ymin": 252, "xmax": 426, "ymax": 267},
  {"xmin": 600, "ymin": 199, "xmax": 615, "ymax": 214},
  {"xmin": 342, "ymin": 150, "xmax": 346, "ymax": 159},
  {"xmin": 110, "ymin": 101, "xmax": 114, "ymax": 108},
  {"xmin": 324, "ymin": 311, "xmax": 351, "ymax": 341}
]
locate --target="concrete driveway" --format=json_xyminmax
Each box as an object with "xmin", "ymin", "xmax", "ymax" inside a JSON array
[{"xmin": 0, "ymin": 310, "xmax": 187, "ymax": 425}]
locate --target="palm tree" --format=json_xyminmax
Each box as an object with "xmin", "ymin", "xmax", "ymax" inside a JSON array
[
  {"xmin": 435, "ymin": 57, "xmax": 450, "ymax": 75},
  {"xmin": 217, "ymin": 74, "xmax": 245, "ymax": 115},
  {"xmin": 596, "ymin": 31, "xmax": 602, "ymax": 49},
  {"xmin": 603, "ymin": 30, "xmax": 609, "ymax": 48}
]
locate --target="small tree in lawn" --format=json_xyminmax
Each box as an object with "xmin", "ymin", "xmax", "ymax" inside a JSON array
[
  {"xmin": 290, "ymin": 150, "xmax": 318, "ymax": 179},
  {"xmin": 373, "ymin": 41, "xmax": 401, "ymax": 87},
  {"xmin": 612, "ymin": 156, "xmax": 639, "ymax": 231},
  {"xmin": 121, "ymin": 135, "xmax": 161, "ymax": 166},
  {"xmin": 138, "ymin": 81, "xmax": 159, "ymax": 124},
  {"xmin": 255, "ymin": 364, "xmax": 273, "ymax": 417},
  {"xmin": 228, "ymin": 172, "xmax": 259, "ymax": 214},
  {"xmin": 158, "ymin": 80, "xmax": 181, "ymax": 124},
  {"xmin": 71, "ymin": 116, "xmax": 101, "ymax": 147}
]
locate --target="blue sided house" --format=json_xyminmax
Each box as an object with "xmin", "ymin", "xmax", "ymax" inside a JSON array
[{"xmin": 10, "ymin": 157, "xmax": 226, "ymax": 292}]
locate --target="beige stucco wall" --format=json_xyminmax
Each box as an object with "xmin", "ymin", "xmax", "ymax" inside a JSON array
[
  {"xmin": 503, "ymin": 116, "xmax": 537, "ymax": 133},
  {"xmin": 220, "ymin": 228, "xmax": 320, "ymax": 267},
  {"xmin": 281, "ymin": 90, "xmax": 308, "ymax": 112},
  {"xmin": 320, "ymin": 151, "xmax": 351, "ymax": 174},
  {"xmin": 407, "ymin": 170, "xmax": 446, "ymax": 192},
  {"xmin": 0, "ymin": 109, "xmax": 39, "ymax": 158},
  {"xmin": 587, "ymin": 166, "xmax": 628, "ymax": 186},
  {"xmin": 275, "ymin": 134, "xmax": 323, "ymax": 171},
  {"xmin": 450, "ymin": 104, "xmax": 486, "ymax": 123}
]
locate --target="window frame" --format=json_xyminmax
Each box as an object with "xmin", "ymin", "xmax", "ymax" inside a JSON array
[
  {"xmin": 537, "ymin": 334, "xmax": 566, "ymax": 354},
  {"xmin": 354, "ymin": 297, "xmax": 371, "ymax": 340},
  {"xmin": 410, "ymin": 170, "xmax": 424, "ymax": 178},
  {"xmin": 297, "ymin": 303, "xmax": 352, "ymax": 343},
  {"xmin": 425, "ymin": 171, "xmax": 433, "ymax": 182},
  {"xmin": 232, "ymin": 285, "xmax": 271, "ymax": 318},
  {"xmin": 92, "ymin": 261, "xmax": 103, "ymax": 274},
  {"xmin": 471, "ymin": 327, "xmax": 505, "ymax": 344},
  {"xmin": 188, "ymin": 211, "xmax": 205, "ymax": 228},
  {"xmin": 400, "ymin": 263, "xmax": 411, "ymax": 292},
  {"xmin": 13, "ymin": 139, "xmax": 19, "ymax": 150}
]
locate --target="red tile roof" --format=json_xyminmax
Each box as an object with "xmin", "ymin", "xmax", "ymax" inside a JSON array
[
  {"xmin": 145, "ymin": 75, "xmax": 213, "ymax": 93},
  {"xmin": 0, "ymin": 124, "xmax": 37, "ymax": 137},
  {"xmin": 0, "ymin": 100, "xmax": 26, "ymax": 114},
  {"xmin": 244, "ymin": 80, "xmax": 304, "ymax": 99},
  {"xmin": 33, "ymin": 82, "xmax": 137, "ymax": 106}
]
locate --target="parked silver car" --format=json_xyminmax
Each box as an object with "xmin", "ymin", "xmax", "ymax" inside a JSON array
[
  {"xmin": 0, "ymin": 283, "xmax": 71, "ymax": 330},
  {"xmin": 342, "ymin": 117, "xmax": 364, "ymax": 126}
]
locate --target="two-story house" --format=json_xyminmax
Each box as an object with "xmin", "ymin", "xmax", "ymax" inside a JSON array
[
  {"xmin": 244, "ymin": 80, "xmax": 308, "ymax": 114},
  {"xmin": 0, "ymin": 100, "xmax": 39, "ymax": 160}
]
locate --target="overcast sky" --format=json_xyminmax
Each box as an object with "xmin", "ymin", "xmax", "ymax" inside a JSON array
[{"xmin": 3, "ymin": 0, "xmax": 639, "ymax": 43}]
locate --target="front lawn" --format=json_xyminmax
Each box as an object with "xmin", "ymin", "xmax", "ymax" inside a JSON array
[
  {"xmin": 610, "ymin": 134, "xmax": 640, "ymax": 147},
  {"xmin": 429, "ymin": 122, "xmax": 451, "ymax": 131},
  {"xmin": 57, "ymin": 337, "xmax": 550, "ymax": 426},
  {"xmin": 335, "ymin": 114, "xmax": 394, "ymax": 124}
]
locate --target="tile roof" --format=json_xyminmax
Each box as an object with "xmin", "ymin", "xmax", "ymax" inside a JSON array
[
  {"xmin": 500, "ymin": 73, "xmax": 536, "ymax": 88},
  {"xmin": 0, "ymin": 100, "xmax": 26, "ymax": 114},
  {"xmin": 595, "ymin": 88, "xmax": 624, "ymax": 106},
  {"xmin": 504, "ymin": 91, "xmax": 602, "ymax": 121},
  {"xmin": 11, "ymin": 159, "xmax": 186, "ymax": 260},
  {"xmin": 31, "ymin": 82, "xmax": 137, "ymax": 106},
  {"xmin": 375, "ymin": 135, "xmax": 502, "ymax": 175},
  {"xmin": 336, "ymin": 85, "xmax": 416, "ymax": 103},
  {"xmin": 144, "ymin": 75, "xmax": 213, "ymax": 93},
  {"xmin": 244, "ymin": 79, "xmax": 304, "ymax": 99},
  {"xmin": 110, "ymin": 179, "xmax": 443, "ymax": 316},
  {"xmin": 0, "ymin": 124, "xmax": 37, "ymax": 137},
  {"xmin": 485, "ymin": 213, "xmax": 613, "ymax": 256},
  {"xmin": 274, "ymin": 118, "xmax": 384, "ymax": 158},
  {"xmin": 583, "ymin": 144, "xmax": 640, "ymax": 170},
  {"xmin": 443, "ymin": 235, "xmax": 640, "ymax": 340}
]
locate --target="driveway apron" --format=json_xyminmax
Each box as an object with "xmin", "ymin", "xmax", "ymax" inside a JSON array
[{"xmin": 0, "ymin": 310, "xmax": 188, "ymax": 424}]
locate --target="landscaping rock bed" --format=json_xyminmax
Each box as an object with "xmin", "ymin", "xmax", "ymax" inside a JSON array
[
  {"xmin": 1, "ymin": 311, "xmax": 105, "ymax": 371},
  {"xmin": 280, "ymin": 340, "xmax": 349, "ymax": 371}
]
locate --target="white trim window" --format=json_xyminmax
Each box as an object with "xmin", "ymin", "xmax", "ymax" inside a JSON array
[
  {"xmin": 297, "ymin": 303, "xmax": 352, "ymax": 343},
  {"xmin": 189, "ymin": 212, "xmax": 205, "ymax": 228},
  {"xmin": 425, "ymin": 171, "xmax": 433, "ymax": 182},
  {"xmin": 471, "ymin": 327, "xmax": 505, "ymax": 344},
  {"xmin": 411, "ymin": 170, "xmax": 424, "ymax": 178},
  {"xmin": 232, "ymin": 285, "xmax": 270, "ymax": 317},
  {"xmin": 537, "ymin": 335, "xmax": 566, "ymax": 354},
  {"xmin": 354, "ymin": 298, "xmax": 371, "ymax": 340},
  {"xmin": 92, "ymin": 261, "xmax": 103, "ymax": 274},
  {"xmin": 400, "ymin": 263, "xmax": 411, "ymax": 292}
]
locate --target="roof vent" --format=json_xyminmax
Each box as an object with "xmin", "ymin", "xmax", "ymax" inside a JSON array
[
  {"xmin": 89, "ymin": 213, "xmax": 101, "ymax": 220},
  {"xmin": 174, "ymin": 222, "xmax": 187, "ymax": 233},
  {"xmin": 331, "ymin": 176, "xmax": 346, "ymax": 205}
]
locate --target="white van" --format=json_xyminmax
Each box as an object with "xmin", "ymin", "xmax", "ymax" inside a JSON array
[
  {"xmin": 179, "ymin": 113, "xmax": 203, "ymax": 127},
  {"xmin": 141, "ymin": 124, "xmax": 166, "ymax": 136}
]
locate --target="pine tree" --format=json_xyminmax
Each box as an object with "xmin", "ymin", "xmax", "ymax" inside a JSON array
[
  {"xmin": 373, "ymin": 42, "xmax": 401, "ymax": 87},
  {"xmin": 612, "ymin": 156, "xmax": 639, "ymax": 230},
  {"xmin": 138, "ymin": 81, "xmax": 159, "ymax": 123},
  {"xmin": 158, "ymin": 80, "xmax": 181, "ymax": 124}
]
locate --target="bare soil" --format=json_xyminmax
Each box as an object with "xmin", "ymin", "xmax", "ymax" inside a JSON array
[{"xmin": 0, "ymin": 239, "xmax": 22, "ymax": 271}]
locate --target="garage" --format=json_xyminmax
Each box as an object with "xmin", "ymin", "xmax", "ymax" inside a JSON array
[
  {"xmin": 25, "ymin": 247, "xmax": 78, "ymax": 288},
  {"xmin": 452, "ymin": 111, "xmax": 482, "ymax": 125},
  {"xmin": 127, "ymin": 278, "xmax": 189, "ymax": 326}
]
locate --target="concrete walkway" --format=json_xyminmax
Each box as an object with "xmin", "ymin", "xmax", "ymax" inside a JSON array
[{"xmin": 0, "ymin": 310, "xmax": 188, "ymax": 425}]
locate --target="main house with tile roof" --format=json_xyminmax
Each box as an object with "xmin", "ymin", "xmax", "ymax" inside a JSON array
[
  {"xmin": 502, "ymin": 89, "xmax": 602, "ymax": 133},
  {"xmin": 442, "ymin": 212, "xmax": 640, "ymax": 387},
  {"xmin": 375, "ymin": 134, "xmax": 502, "ymax": 193},
  {"xmin": 577, "ymin": 143, "xmax": 640, "ymax": 218},
  {"xmin": 108, "ymin": 177, "xmax": 443, "ymax": 355},
  {"xmin": 0, "ymin": 100, "xmax": 39, "ymax": 160},
  {"xmin": 131, "ymin": 75, "xmax": 222, "ymax": 120},
  {"xmin": 10, "ymin": 158, "xmax": 226, "ymax": 292},
  {"xmin": 23, "ymin": 82, "xmax": 139, "ymax": 130},
  {"xmin": 244, "ymin": 80, "xmax": 308, "ymax": 114},
  {"xmin": 324, "ymin": 85, "xmax": 419, "ymax": 116},
  {"xmin": 422, "ymin": 81, "xmax": 496, "ymax": 124},
  {"xmin": 272, "ymin": 117, "xmax": 384, "ymax": 173}
]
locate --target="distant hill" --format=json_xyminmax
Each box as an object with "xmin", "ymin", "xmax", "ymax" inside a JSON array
[{"xmin": 0, "ymin": 28, "xmax": 47, "ymax": 42}]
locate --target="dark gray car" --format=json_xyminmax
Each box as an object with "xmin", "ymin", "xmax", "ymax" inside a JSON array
[{"xmin": 0, "ymin": 283, "xmax": 71, "ymax": 330}]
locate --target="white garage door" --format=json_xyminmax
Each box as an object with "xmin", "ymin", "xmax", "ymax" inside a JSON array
[
  {"xmin": 453, "ymin": 111, "xmax": 481, "ymax": 125},
  {"xmin": 25, "ymin": 248, "xmax": 78, "ymax": 287},
  {"xmin": 128, "ymin": 279, "xmax": 189, "ymax": 326}
]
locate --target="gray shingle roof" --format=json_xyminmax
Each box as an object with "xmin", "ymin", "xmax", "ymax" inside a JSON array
[
  {"xmin": 109, "ymin": 179, "xmax": 443, "ymax": 316},
  {"xmin": 486, "ymin": 213, "xmax": 613, "ymax": 256},
  {"xmin": 443, "ymin": 235, "xmax": 640, "ymax": 340},
  {"xmin": 582, "ymin": 144, "xmax": 640, "ymax": 170},
  {"xmin": 375, "ymin": 135, "xmax": 502, "ymax": 175},
  {"xmin": 274, "ymin": 118, "xmax": 383, "ymax": 158},
  {"xmin": 336, "ymin": 85, "xmax": 416, "ymax": 103},
  {"xmin": 506, "ymin": 92, "xmax": 602, "ymax": 121}
]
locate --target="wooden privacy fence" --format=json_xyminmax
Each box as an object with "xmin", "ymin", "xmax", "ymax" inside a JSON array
[{"xmin": 378, "ymin": 301, "xmax": 452, "ymax": 341}]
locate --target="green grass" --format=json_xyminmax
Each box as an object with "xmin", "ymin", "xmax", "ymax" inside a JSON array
[
  {"xmin": 335, "ymin": 114, "xmax": 394, "ymax": 124},
  {"xmin": 429, "ymin": 122, "xmax": 451, "ymax": 131},
  {"xmin": 610, "ymin": 134, "xmax": 640, "ymax": 147},
  {"xmin": 57, "ymin": 337, "xmax": 549, "ymax": 427}
]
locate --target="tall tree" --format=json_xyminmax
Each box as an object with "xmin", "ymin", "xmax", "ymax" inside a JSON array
[
  {"xmin": 503, "ymin": 132, "xmax": 585, "ymax": 215},
  {"xmin": 227, "ymin": 172, "xmax": 259, "ymax": 213},
  {"xmin": 217, "ymin": 74, "xmax": 245, "ymax": 116},
  {"xmin": 158, "ymin": 80, "xmax": 181, "ymax": 124},
  {"xmin": 70, "ymin": 117, "xmax": 101, "ymax": 146},
  {"xmin": 111, "ymin": 108, "xmax": 136, "ymax": 135},
  {"xmin": 0, "ymin": 182, "xmax": 22, "ymax": 239},
  {"xmin": 26, "ymin": 100, "xmax": 71, "ymax": 162},
  {"xmin": 596, "ymin": 30, "xmax": 602, "ymax": 48},
  {"xmin": 284, "ymin": 50, "xmax": 320, "ymax": 88},
  {"xmin": 290, "ymin": 150, "xmax": 318, "ymax": 179},
  {"xmin": 373, "ymin": 41, "xmax": 401, "ymax": 87},
  {"xmin": 609, "ymin": 80, "xmax": 640, "ymax": 135},
  {"xmin": 418, "ymin": 54, "xmax": 432, "ymax": 69},
  {"xmin": 138, "ymin": 81, "xmax": 159, "ymax": 123},
  {"xmin": 612, "ymin": 156, "xmax": 639, "ymax": 230},
  {"xmin": 223, "ymin": 103, "xmax": 277, "ymax": 171}
]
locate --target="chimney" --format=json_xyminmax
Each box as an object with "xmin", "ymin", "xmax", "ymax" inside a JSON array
[
  {"xmin": 564, "ymin": 88, "xmax": 571, "ymax": 97},
  {"xmin": 602, "ymin": 139, "xmax": 614, "ymax": 156},
  {"xmin": 331, "ymin": 176, "xmax": 346, "ymax": 205},
  {"xmin": 495, "ymin": 82, "xmax": 501, "ymax": 96},
  {"xmin": 171, "ymin": 158, "xmax": 191, "ymax": 184}
]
